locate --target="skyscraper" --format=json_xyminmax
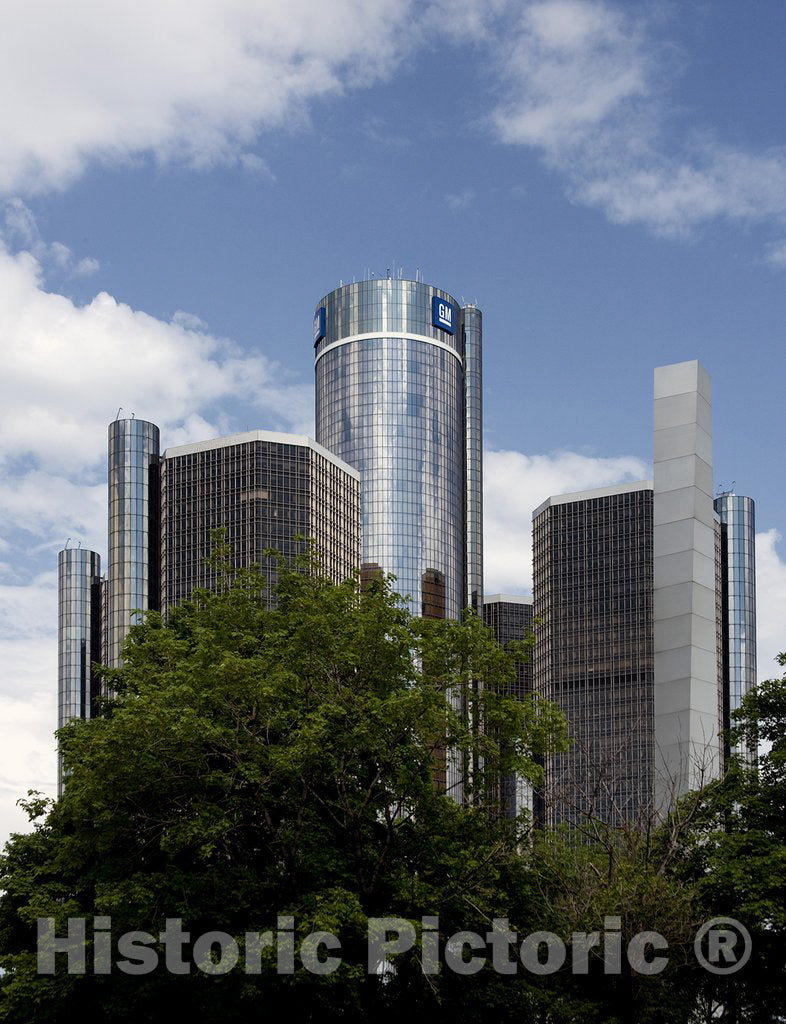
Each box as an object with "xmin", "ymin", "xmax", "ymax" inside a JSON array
[
  {"xmin": 59, "ymin": 420, "xmax": 361, "ymax": 756},
  {"xmin": 483, "ymin": 594, "xmax": 535, "ymax": 819},
  {"xmin": 532, "ymin": 360, "xmax": 731, "ymax": 824},
  {"xmin": 57, "ymin": 547, "xmax": 102, "ymax": 792},
  {"xmin": 714, "ymin": 493, "xmax": 757, "ymax": 758},
  {"xmin": 313, "ymin": 276, "xmax": 482, "ymax": 621},
  {"xmin": 532, "ymin": 483, "xmax": 655, "ymax": 826},
  {"xmin": 160, "ymin": 430, "xmax": 360, "ymax": 611},
  {"xmin": 107, "ymin": 418, "xmax": 160, "ymax": 666}
]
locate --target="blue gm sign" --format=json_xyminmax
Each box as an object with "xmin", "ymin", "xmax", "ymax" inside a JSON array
[
  {"xmin": 313, "ymin": 306, "xmax": 326, "ymax": 345},
  {"xmin": 432, "ymin": 296, "xmax": 455, "ymax": 335}
]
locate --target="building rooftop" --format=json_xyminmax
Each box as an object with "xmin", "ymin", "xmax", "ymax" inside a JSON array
[
  {"xmin": 163, "ymin": 430, "xmax": 360, "ymax": 478},
  {"xmin": 532, "ymin": 479, "xmax": 653, "ymax": 519}
]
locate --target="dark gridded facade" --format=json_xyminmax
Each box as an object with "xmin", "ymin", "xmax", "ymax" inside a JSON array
[
  {"xmin": 484, "ymin": 596, "xmax": 535, "ymax": 819},
  {"xmin": 533, "ymin": 486, "xmax": 654, "ymax": 826},
  {"xmin": 160, "ymin": 432, "xmax": 360, "ymax": 611},
  {"xmin": 483, "ymin": 597, "xmax": 534, "ymax": 702}
]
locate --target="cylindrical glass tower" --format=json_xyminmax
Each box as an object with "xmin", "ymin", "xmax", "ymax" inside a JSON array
[
  {"xmin": 58, "ymin": 547, "xmax": 102, "ymax": 792},
  {"xmin": 107, "ymin": 418, "xmax": 160, "ymax": 666},
  {"xmin": 714, "ymin": 493, "xmax": 757, "ymax": 751},
  {"xmin": 462, "ymin": 303, "xmax": 483, "ymax": 615},
  {"xmin": 313, "ymin": 277, "xmax": 482, "ymax": 622}
]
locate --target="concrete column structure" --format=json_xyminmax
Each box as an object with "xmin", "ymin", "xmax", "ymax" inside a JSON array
[{"xmin": 653, "ymin": 360, "xmax": 720, "ymax": 811}]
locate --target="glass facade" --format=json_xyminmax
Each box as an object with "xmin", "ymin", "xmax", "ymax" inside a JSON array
[
  {"xmin": 533, "ymin": 485, "xmax": 654, "ymax": 826},
  {"xmin": 160, "ymin": 432, "xmax": 360, "ymax": 611},
  {"xmin": 107, "ymin": 418, "xmax": 160, "ymax": 666},
  {"xmin": 57, "ymin": 547, "xmax": 101, "ymax": 792},
  {"xmin": 714, "ymin": 494, "xmax": 757, "ymax": 757},
  {"xmin": 463, "ymin": 304, "xmax": 483, "ymax": 614},
  {"xmin": 314, "ymin": 278, "xmax": 481, "ymax": 622}
]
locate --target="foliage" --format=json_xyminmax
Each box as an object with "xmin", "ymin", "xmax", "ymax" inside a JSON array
[
  {"xmin": 666, "ymin": 655, "xmax": 786, "ymax": 1023},
  {"xmin": 2, "ymin": 545, "xmax": 784, "ymax": 1022},
  {"xmin": 0, "ymin": 553, "xmax": 564, "ymax": 1022}
]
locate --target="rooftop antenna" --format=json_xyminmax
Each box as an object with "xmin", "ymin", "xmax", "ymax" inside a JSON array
[
  {"xmin": 131, "ymin": 412, "xmax": 135, "ymax": 419},
  {"xmin": 115, "ymin": 406, "xmax": 123, "ymax": 420},
  {"xmin": 77, "ymin": 540, "xmax": 81, "ymax": 549},
  {"xmin": 65, "ymin": 537, "xmax": 71, "ymax": 549}
]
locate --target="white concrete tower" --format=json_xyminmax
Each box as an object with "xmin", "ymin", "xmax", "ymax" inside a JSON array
[{"xmin": 653, "ymin": 360, "xmax": 721, "ymax": 811}]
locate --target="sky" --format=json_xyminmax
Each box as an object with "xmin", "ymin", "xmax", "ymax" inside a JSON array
[{"xmin": 1, "ymin": 0, "xmax": 785, "ymax": 844}]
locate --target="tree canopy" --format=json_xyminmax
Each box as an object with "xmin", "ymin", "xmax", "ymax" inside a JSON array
[
  {"xmin": 0, "ymin": 556, "xmax": 566, "ymax": 1021},
  {"xmin": 1, "ymin": 553, "xmax": 783, "ymax": 1023}
]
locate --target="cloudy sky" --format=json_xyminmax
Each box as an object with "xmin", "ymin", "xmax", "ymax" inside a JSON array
[{"xmin": 1, "ymin": 0, "xmax": 785, "ymax": 843}]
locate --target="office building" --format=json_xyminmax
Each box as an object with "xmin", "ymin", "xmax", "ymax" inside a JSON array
[
  {"xmin": 714, "ymin": 493, "xmax": 757, "ymax": 758},
  {"xmin": 160, "ymin": 431, "xmax": 360, "ymax": 611},
  {"xmin": 533, "ymin": 483, "xmax": 655, "ymax": 826},
  {"xmin": 59, "ymin": 424, "xmax": 360, "ymax": 740},
  {"xmin": 532, "ymin": 360, "xmax": 734, "ymax": 823},
  {"xmin": 313, "ymin": 276, "xmax": 482, "ymax": 621},
  {"xmin": 107, "ymin": 418, "xmax": 160, "ymax": 667},
  {"xmin": 483, "ymin": 594, "xmax": 534, "ymax": 819},
  {"xmin": 57, "ymin": 547, "xmax": 102, "ymax": 792}
]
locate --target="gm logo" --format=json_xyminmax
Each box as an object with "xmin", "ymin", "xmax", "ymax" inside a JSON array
[
  {"xmin": 313, "ymin": 306, "xmax": 326, "ymax": 345},
  {"xmin": 432, "ymin": 296, "xmax": 455, "ymax": 335}
]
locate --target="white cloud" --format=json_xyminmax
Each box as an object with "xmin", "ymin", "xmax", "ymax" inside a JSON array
[
  {"xmin": 0, "ymin": 573, "xmax": 56, "ymax": 649},
  {"xmin": 755, "ymin": 529, "xmax": 786, "ymax": 682},
  {"xmin": 484, "ymin": 448, "xmax": 650, "ymax": 593},
  {"xmin": 417, "ymin": 0, "xmax": 511, "ymax": 41},
  {"xmin": 446, "ymin": 189, "xmax": 475, "ymax": 212},
  {"xmin": 237, "ymin": 153, "xmax": 277, "ymax": 181},
  {"xmin": 765, "ymin": 240, "xmax": 786, "ymax": 269},
  {"xmin": 493, "ymin": 0, "xmax": 652, "ymax": 152},
  {"xmin": 0, "ymin": 691, "xmax": 57, "ymax": 843},
  {"xmin": 0, "ymin": 0, "xmax": 420, "ymax": 195},
  {"xmin": 0, "ymin": 474, "xmax": 105, "ymax": 551},
  {"xmin": 491, "ymin": 0, "xmax": 786, "ymax": 239},
  {"xmin": 0, "ymin": 204, "xmax": 321, "ymax": 847},
  {"xmin": 0, "ymin": 576, "xmax": 58, "ymax": 844},
  {"xmin": 3, "ymin": 198, "xmax": 100, "ymax": 276},
  {"xmin": 0, "ymin": 239, "xmax": 313, "ymax": 476}
]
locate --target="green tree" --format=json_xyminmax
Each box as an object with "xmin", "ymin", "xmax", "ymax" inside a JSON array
[
  {"xmin": 667, "ymin": 656, "xmax": 786, "ymax": 1023},
  {"xmin": 0, "ymin": 555, "xmax": 566, "ymax": 1022}
]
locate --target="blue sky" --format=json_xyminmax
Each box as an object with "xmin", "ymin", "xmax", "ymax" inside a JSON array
[{"xmin": 1, "ymin": 0, "xmax": 785, "ymax": 842}]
